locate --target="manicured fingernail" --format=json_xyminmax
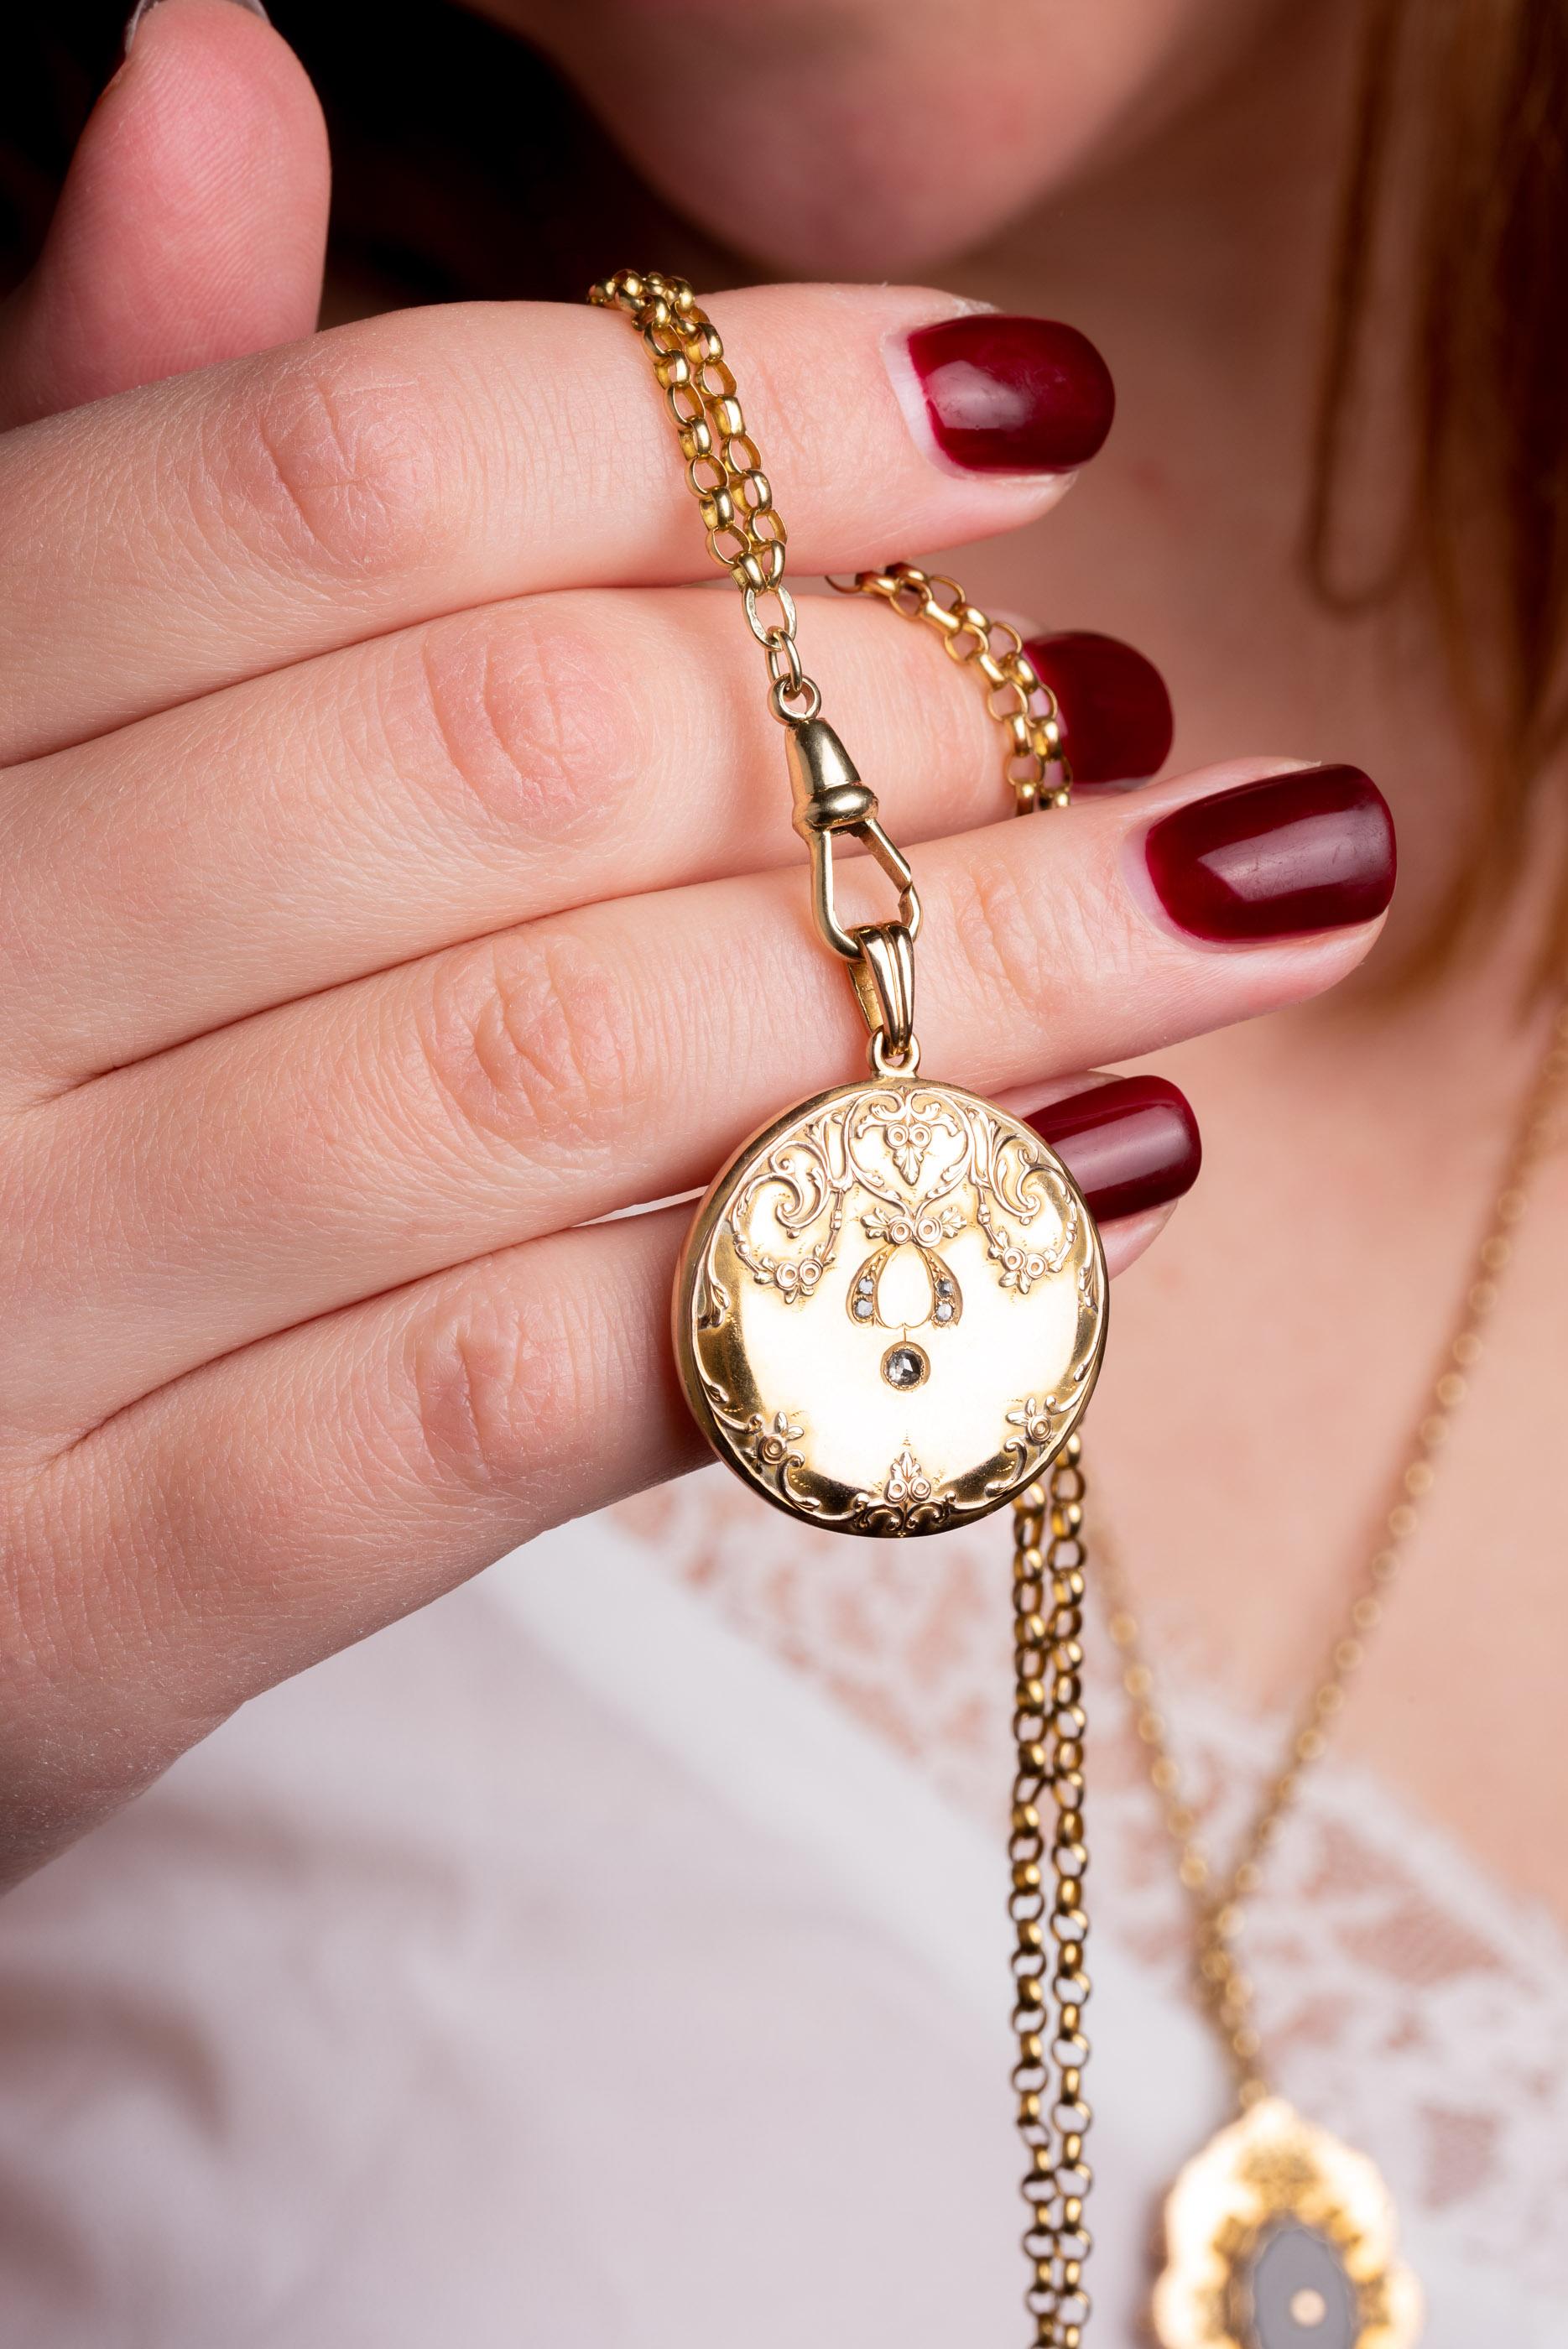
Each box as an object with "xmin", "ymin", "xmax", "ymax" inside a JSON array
[
  {"xmin": 1143, "ymin": 764, "xmax": 1395, "ymax": 942},
  {"xmin": 1028, "ymin": 1076, "xmax": 1201, "ymax": 1223},
  {"xmin": 1024, "ymin": 631, "xmax": 1174, "ymax": 786},
  {"xmin": 125, "ymin": 0, "xmax": 269, "ymax": 54},
  {"xmin": 904, "ymin": 314, "xmax": 1115, "ymax": 473}
]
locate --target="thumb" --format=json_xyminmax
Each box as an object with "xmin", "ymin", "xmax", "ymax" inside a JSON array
[{"xmin": 0, "ymin": 0, "xmax": 329, "ymax": 429}]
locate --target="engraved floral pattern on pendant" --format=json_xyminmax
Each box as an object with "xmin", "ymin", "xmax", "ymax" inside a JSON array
[{"xmin": 675, "ymin": 1076, "xmax": 1107, "ymax": 1536}]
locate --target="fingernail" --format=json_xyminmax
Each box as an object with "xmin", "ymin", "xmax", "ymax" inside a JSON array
[
  {"xmin": 125, "ymin": 0, "xmax": 269, "ymax": 55},
  {"xmin": 1024, "ymin": 631, "xmax": 1174, "ymax": 786},
  {"xmin": 1142, "ymin": 764, "xmax": 1395, "ymax": 942},
  {"xmin": 904, "ymin": 314, "xmax": 1115, "ymax": 474},
  {"xmin": 1028, "ymin": 1076, "xmax": 1201, "ymax": 1223}
]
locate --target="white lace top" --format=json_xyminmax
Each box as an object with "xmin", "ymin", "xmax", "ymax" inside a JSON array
[
  {"xmin": 617, "ymin": 1473, "xmax": 1568, "ymax": 2320},
  {"xmin": 0, "ymin": 1475, "xmax": 1560, "ymax": 2346}
]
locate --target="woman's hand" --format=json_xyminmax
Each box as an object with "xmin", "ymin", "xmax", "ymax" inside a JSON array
[{"xmin": 0, "ymin": 1, "xmax": 1392, "ymax": 1883}]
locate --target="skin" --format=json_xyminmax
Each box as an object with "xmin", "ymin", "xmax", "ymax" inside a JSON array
[{"xmin": 0, "ymin": 0, "xmax": 1559, "ymax": 1919}]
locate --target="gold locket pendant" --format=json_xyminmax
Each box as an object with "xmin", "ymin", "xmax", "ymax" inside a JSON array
[
  {"xmin": 675, "ymin": 1065, "xmax": 1105, "ymax": 1535},
  {"xmin": 1153, "ymin": 2100, "xmax": 1423, "ymax": 2349},
  {"xmin": 591, "ymin": 268, "xmax": 1105, "ymax": 2331},
  {"xmin": 672, "ymin": 715, "xmax": 1107, "ymax": 1538}
]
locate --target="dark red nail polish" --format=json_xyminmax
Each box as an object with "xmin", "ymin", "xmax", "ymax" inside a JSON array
[
  {"xmin": 906, "ymin": 315, "xmax": 1115, "ymax": 473},
  {"xmin": 1027, "ymin": 1076, "xmax": 1201, "ymax": 1224},
  {"xmin": 1143, "ymin": 765, "xmax": 1395, "ymax": 942},
  {"xmin": 1024, "ymin": 631, "xmax": 1173, "ymax": 785}
]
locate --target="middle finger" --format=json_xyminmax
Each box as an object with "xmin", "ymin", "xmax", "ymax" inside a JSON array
[
  {"xmin": 14, "ymin": 758, "xmax": 1392, "ymax": 1439},
  {"xmin": 0, "ymin": 584, "xmax": 1008, "ymax": 1093}
]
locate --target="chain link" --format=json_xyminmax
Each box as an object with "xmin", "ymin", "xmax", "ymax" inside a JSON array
[
  {"xmin": 1009, "ymin": 1440, "xmax": 1093, "ymax": 2348},
  {"xmin": 590, "ymin": 270, "xmax": 824, "ymax": 721},
  {"xmin": 596, "ymin": 277, "xmax": 1100, "ymax": 2335},
  {"xmin": 835, "ymin": 532, "xmax": 1568, "ymax": 2295},
  {"xmin": 593, "ymin": 269, "xmax": 933, "ymax": 1069},
  {"xmin": 832, "ymin": 562, "xmax": 1072, "ymax": 811},
  {"xmin": 844, "ymin": 539, "xmax": 1565, "ymax": 2276},
  {"xmin": 841, "ymin": 550, "xmax": 1090, "ymax": 2336},
  {"xmin": 1096, "ymin": 990, "xmax": 1568, "ymax": 2106}
]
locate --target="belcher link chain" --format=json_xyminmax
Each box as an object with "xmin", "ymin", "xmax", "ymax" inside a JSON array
[
  {"xmin": 589, "ymin": 268, "xmax": 923, "ymax": 1068},
  {"xmin": 1010, "ymin": 1442, "xmax": 1094, "ymax": 2348},
  {"xmin": 590, "ymin": 269, "xmax": 814, "ymax": 717},
  {"xmin": 843, "ymin": 539, "xmax": 1568, "ymax": 2285},
  {"xmin": 591, "ymin": 270, "xmax": 1096, "ymax": 2343},
  {"xmin": 832, "ymin": 562, "xmax": 1073, "ymax": 812},
  {"xmin": 1096, "ymin": 988, "xmax": 1568, "ymax": 2109},
  {"xmin": 837, "ymin": 564, "xmax": 1090, "ymax": 2337}
]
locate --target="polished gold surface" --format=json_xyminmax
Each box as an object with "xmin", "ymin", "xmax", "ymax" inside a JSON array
[
  {"xmin": 675, "ymin": 1076, "xmax": 1107, "ymax": 1535},
  {"xmin": 1153, "ymin": 2100, "xmax": 1423, "ymax": 2349},
  {"xmin": 1009, "ymin": 1451, "xmax": 1094, "ymax": 2347}
]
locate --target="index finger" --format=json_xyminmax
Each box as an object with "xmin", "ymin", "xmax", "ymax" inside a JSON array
[{"xmin": 0, "ymin": 285, "xmax": 1102, "ymax": 764}]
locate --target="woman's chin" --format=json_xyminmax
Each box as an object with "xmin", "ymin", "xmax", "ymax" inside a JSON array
[
  {"xmin": 495, "ymin": 0, "xmax": 1278, "ymax": 277},
  {"xmin": 580, "ymin": 83, "xmax": 1107, "ymax": 281},
  {"xmin": 605, "ymin": 146, "xmax": 1040, "ymax": 281}
]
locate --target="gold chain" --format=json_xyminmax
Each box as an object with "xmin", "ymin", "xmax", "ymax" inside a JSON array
[
  {"xmin": 590, "ymin": 268, "xmax": 822, "ymax": 724},
  {"xmin": 1098, "ymin": 990, "xmax": 1568, "ymax": 2106},
  {"xmin": 833, "ymin": 562, "xmax": 1073, "ymax": 812},
  {"xmin": 1010, "ymin": 1441, "xmax": 1094, "ymax": 2348},
  {"xmin": 841, "ymin": 558, "xmax": 1091, "ymax": 2336},
  {"xmin": 840, "ymin": 534, "xmax": 1568, "ymax": 2269},
  {"xmin": 594, "ymin": 273, "xmax": 1095, "ymax": 2343},
  {"xmin": 838, "ymin": 531, "xmax": 1568, "ymax": 2136},
  {"xmin": 591, "ymin": 269, "xmax": 924, "ymax": 1067}
]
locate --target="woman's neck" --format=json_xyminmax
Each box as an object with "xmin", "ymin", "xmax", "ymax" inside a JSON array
[{"xmin": 936, "ymin": 0, "xmax": 1550, "ymax": 1015}]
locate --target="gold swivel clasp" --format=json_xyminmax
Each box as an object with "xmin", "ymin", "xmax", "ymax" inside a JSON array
[{"xmin": 785, "ymin": 717, "xmax": 922, "ymax": 1073}]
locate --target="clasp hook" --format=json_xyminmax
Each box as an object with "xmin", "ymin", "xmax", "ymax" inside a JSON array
[
  {"xmin": 785, "ymin": 716, "xmax": 922, "ymax": 1068},
  {"xmin": 784, "ymin": 717, "xmax": 922, "ymax": 960}
]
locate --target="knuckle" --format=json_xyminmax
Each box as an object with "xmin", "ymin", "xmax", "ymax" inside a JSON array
[
  {"xmin": 0, "ymin": 1461, "xmax": 146, "ymax": 1731},
  {"xmin": 414, "ymin": 929, "xmax": 640, "ymax": 1168},
  {"xmin": 736, "ymin": 330, "xmax": 852, "ymax": 516},
  {"xmin": 389, "ymin": 600, "xmax": 629, "ymax": 846},
  {"xmin": 949, "ymin": 848, "xmax": 1059, "ymax": 1030},
  {"xmin": 400, "ymin": 1278, "xmax": 586, "ymax": 1502},
  {"xmin": 950, "ymin": 837, "xmax": 1133, "ymax": 1035},
  {"xmin": 213, "ymin": 338, "xmax": 451, "ymax": 584},
  {"xmin": 0, "ymin": 1494, "xmax": 75, "ymax": 1693},
  {"xmin": 899, "ymin": 622, "xmax": 997, "ymax": 793}
]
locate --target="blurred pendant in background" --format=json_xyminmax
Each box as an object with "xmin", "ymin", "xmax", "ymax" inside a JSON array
[{"xmin": 1152, "ymin": 2099, "xmax": 1423, "ymax": 2349}]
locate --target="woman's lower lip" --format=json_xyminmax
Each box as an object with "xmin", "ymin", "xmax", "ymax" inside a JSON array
[{"xmin": 1026, "ymin": 1074, "xmax": 1201, "ymax": 1223}]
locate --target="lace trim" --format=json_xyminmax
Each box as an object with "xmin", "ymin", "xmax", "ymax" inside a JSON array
[{"xmin": 611, "ymin": 1471, "xmax": 1568, "ymax": 2294}]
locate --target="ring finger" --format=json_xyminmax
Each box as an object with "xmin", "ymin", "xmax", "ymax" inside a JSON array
[
  {"xmin": 0, "ymin": 584, "xmax": 1029, "ymax": 1093},
  {"xmin": 13, "ymin": 755, "xmax": 1394, "ymax": 1439}
]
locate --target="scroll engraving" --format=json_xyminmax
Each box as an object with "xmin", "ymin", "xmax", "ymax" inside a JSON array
[{"xmin": 681, "ymin": 1077, "xmax": 1107, "ymax": 1538}]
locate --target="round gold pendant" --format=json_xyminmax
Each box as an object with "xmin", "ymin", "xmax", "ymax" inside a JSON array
[
  {"xmin": 1152, "ymin": 2099, "xmax": 1423, "ymax": 2349},
  {"xmin": 673, "ymin": 1073, "xmax": 1107, "ymax": 1536}
]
